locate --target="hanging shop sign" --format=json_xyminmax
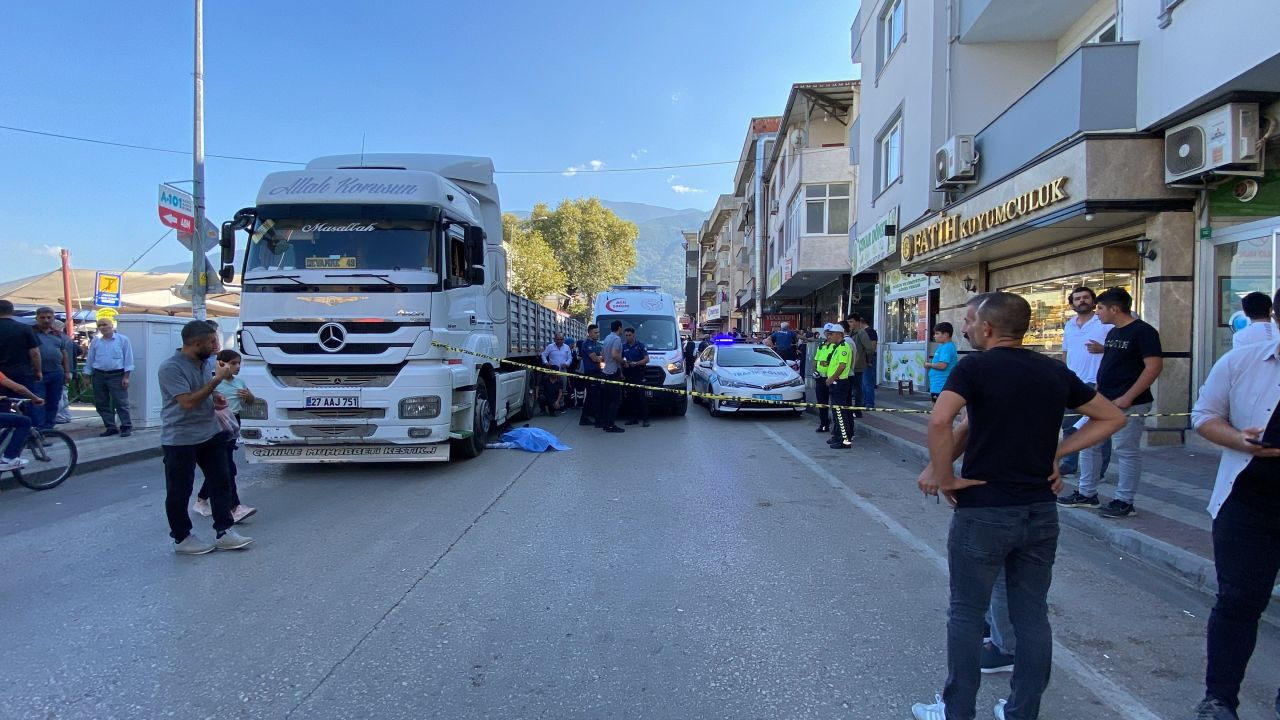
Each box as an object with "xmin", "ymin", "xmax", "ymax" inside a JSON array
[
  {"xmin": 900, "ymin": 177, "xmax": 1070, "ymax": 262},
  {"xmin": 854, "ymin": 207, "xmax": 898, "ymax": 273}
]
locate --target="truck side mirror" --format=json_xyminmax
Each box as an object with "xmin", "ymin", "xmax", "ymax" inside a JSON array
[
  {"xmin": 467, "ymin": 265, "xmax": 485, "ymax": 285},
  {"xmin": 219, "ymin": 221, "xmax": 237, "ymax": 284},
  {"xmin": 465, "ymin": 225, "xmax": 486, "ymax": 285}
]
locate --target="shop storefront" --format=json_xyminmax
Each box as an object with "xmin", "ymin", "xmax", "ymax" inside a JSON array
[
  {"xmin": 880, "ymin": 269, "xmax": 938, "ymax": 390},
  {"xmin": 896, "ymin": 135, "xmax": 1195, "ymax": 436},
  {"xmin": 853, "ymin": 207, "xmax": 900, "ymax": 388},
  {"xmin": 1196, "ymin": 215, "xmax": 1280, "ymax": 381}
]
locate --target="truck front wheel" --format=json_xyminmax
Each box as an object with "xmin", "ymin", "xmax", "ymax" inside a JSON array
[{"xmin": 453, "ymin": 380, "xmax": 493, "ymax": 459}]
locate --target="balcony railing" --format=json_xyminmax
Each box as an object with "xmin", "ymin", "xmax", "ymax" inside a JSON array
[{"xmin": 961, "ymin": 42, "xmax": 1139, "ymax": 198}]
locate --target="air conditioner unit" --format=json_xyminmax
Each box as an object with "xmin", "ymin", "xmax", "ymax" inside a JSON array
[
  {"xmin": 1164, "ymin": 103, "xmax": 1262, "ymax": 185},
  {"xmin": 769, "ymin": 201, "xmax": 780, "ymax": 215},
  {"xmin": 934, "ymin": 135, "xmax": 977, "ymax": 189}
]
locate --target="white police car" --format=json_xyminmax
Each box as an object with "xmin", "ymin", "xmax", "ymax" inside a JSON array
[{"xmin": 690, "ymin": 340, "xmax": 806, "ymax": 417}]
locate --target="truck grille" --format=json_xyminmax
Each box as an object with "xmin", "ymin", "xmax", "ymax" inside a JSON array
[
  {"xmin": 271, "ymin": 343, "xmax": 408, "ymax": 355},
  {"xmin": 290, "ymin": 425, "xmax": 376, "ymax": 438},
  {"xmin": 285, "ymin": 408, "xmax": 386, "ymax": 420},
  {"xmin": 641, "ymin": 367, "xmax": 665, "ymax": 386},
  {"xmin": 272, "ymin": 364, "xmax": 403, "ymax": 388},
  {"xmin": 248, "ymin": 321, "xmax": 425, "ymax": 334}
]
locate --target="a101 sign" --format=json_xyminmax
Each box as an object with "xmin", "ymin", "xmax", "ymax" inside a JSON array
[{"xmin": 158, "ymin": 184, "xmax": 195, "ymax": 233}]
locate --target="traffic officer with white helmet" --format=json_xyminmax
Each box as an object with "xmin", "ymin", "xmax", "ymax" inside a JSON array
[
  {"xmin": 823, "ymin": 322, "xmax": 854, "ymax": 449},
  {"xmin": 812, "ymin": 328, "xmax": 835, "ymax": 433}
]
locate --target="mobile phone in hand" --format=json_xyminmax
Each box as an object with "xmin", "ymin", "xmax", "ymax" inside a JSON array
[{"xmin": 1245, "ymin": 437, "xmax": 1277, "ymax": 448}]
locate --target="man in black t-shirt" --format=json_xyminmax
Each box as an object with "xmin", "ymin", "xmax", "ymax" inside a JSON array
[
  {"xmin": 911, "ymin": 292, "xmax": 1123, "ymax": 720},
  {"xmin": 1057, "ymin": 287, "xmax": 1163, "ymax": 519},
  {"xmin": 0, "ymin": 300, "xmax": 41, "ymax": 421}
]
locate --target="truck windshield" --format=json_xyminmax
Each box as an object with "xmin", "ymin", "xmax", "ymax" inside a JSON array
[
  {"xmin": 595, "ymin": 314, "xmax": 679, "ymax": 351},
  {"xmin": 244, "ymin": 217, "xmax": 438, "ymax": 278}
]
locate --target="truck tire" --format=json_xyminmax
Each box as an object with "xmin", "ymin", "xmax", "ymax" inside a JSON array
[
  {"xmin": 452, "ymin": 380, "xmax": 493, "ymax": 460},
  {"xmin": 673, "ymin": 389, "xmax": 689, "ymax": 416}
]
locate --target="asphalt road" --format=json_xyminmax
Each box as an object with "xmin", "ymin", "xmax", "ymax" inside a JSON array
[{"xmin": 1, "ymin": 405, "xmax": 1277, "ymax": 720}]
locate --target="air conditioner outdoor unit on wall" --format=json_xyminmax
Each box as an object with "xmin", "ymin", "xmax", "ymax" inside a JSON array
[
  {"xmin": 1164, "ymin": 102, "xmax": 1262, "ymax": 185},
  {"xmin": 935, "ymin": 135, "xmax": 977, "ymax": 190}
]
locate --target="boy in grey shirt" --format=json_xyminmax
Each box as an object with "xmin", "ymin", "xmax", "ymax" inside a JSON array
[{"xmin": 159, "ymin": 321, "xmax": 253, "ymax": 554}]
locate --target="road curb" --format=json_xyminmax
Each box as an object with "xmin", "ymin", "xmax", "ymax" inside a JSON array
[
  {"xmin": 855, "ymin": 420, "xmax": 1280, "ymax": 622},
  {"xmin": 1, "ymin": 446, "xmax": 162, "ymax": 492}
]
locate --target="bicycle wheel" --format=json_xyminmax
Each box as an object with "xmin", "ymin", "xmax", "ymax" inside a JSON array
[{"xmin": 14, "ymin": 430, "xmax": 77, "ymax": 490}]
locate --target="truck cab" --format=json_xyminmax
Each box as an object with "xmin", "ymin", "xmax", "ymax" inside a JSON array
[
  {"xmin": 592, "ymin": 285, "xmax": 689, "ymax": 416},
  {"xmin": 224, "ymin": 154, "xmax": 523, "ymax": 463}
]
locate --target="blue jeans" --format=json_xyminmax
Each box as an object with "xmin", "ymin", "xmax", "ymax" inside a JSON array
[
  {"xmin": 1059, "ymin": 417, "xmax": 1110, "ymax": 476},
  {"xmin": 0, "ymin": 411, "xmax": 32, "ymax": 460},
  {"xmin": 945, "ymin": 503, "xmax": 1059, "ymax": 720},
  {"xmin": 862, "ymin": 363, "xmax": 877, "ymax": 408},
  {"xmin": 987, "ymin": 569, "xmax": 1016, "ymax": 655},
  {"xmin": 35, "ymin": 370, "xmax": 64, "ymax": 429},
  {"xmin": 1078, "ymin": 403, "xmax": 1149, "ymax": 503}
]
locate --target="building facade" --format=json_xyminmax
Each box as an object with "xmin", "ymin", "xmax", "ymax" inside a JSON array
[
  {"xmin": 761, "ymin": 81, "xmax": 864, "ymax": 333},
  {"xmin": 851, "ymin": 0, "xmax": 1280, "ymax": 440}
]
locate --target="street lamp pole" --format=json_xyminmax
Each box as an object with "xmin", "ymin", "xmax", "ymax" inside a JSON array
[{"xmin": 190, "ymin": 0, "xmax": 208, "ymax": 320}]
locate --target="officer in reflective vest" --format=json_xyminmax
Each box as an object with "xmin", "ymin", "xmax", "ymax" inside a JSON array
[
  {"xmin": 823, "ymin": 322, "xmax": 854, "ymax": 449},
  {"xmin": 812, "ymin": 330, "xmax": 835, "ymax": 433}
]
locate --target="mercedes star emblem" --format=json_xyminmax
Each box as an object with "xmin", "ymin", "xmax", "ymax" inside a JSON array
[{"xmin": 317, "ymin": 322, "xmax": 348, "ymax": 353}]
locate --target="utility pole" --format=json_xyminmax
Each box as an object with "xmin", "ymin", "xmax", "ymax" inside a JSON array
[{"xmin": 190, "ymin": 0, "xmax": 208, "ymax": 320}]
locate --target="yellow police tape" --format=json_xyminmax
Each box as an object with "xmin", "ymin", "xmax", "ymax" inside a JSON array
[{"xmin": 429, "ymin": 340, "xmax": 1191, "ymax": 419}]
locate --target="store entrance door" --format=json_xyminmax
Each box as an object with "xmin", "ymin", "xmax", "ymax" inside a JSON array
[{"xmin": 1197, "ymin": 217, "xmax": 1280, "ymax": 386}]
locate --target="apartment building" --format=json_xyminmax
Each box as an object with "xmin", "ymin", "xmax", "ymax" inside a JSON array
[
  {"xmin": 761, "ymin": 81, "xmax": 864, "ymax": 332},
  {"xmin": 851, "ymin": 0, "xmax": 1280, "ymax": 434}
]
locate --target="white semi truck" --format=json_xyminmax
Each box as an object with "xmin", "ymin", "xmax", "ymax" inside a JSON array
[{"xmin": 217, "ymin": 154, "xmax": 584, "ymax": 463}]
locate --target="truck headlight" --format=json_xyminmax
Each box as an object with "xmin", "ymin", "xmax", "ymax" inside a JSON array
[
  {"xmin": 666, "ymin": 360, "xmax": 684, "ymax": 374},
  {"xmin": 240, "ymin": 399, "xmax": 267, "ymax": 420},
  {"xmin": 399, "ymin": 396, "xmax": 441, "ymax": 418}
]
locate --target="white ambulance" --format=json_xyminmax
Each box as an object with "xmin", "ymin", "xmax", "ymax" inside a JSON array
[{"xmin": 591, "ymin": 285, "xmax": 689, "ymax": 416}]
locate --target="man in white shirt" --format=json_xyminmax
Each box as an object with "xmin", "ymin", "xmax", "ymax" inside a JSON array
[
  {"xmin": 1231, "ymin": 291, "xmax": 1276, "ymax": 349},
  {"xmin": 540, "ymin": 333, "xmax": 573, "ymax": 413},
  {"xmin": 1058, "ymin": 286, "xmax": 1113, "ymax": 476},
  {"xmin": 1187, "ymin": 290, "xmax": 1280, "ymax": 720}
]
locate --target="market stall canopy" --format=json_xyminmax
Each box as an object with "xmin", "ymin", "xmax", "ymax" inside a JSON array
[{"xmin": 0, "ymin": 269, "xmax": 240, "ymax": 317}]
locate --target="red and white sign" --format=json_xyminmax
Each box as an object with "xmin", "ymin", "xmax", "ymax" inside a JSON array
[
  {"xmin": 604, "ymin": 298, "xmax": 630, "ymax": 312},
  {"xmin": 158, "ymin": 184, "xmax": 195, "ymax": 233}
]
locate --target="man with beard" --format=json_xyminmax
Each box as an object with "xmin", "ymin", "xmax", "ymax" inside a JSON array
[
  {"xmin": 911, "ymin": 292, "xmax": 1123, "ymax": 720},
  {"xmin": 1056, "ymin": 286, "xmax": 1112, "ymax": 478},
  {"xmin": 158, "ymin": 321, "xmax": 252, "ymax": 554}
]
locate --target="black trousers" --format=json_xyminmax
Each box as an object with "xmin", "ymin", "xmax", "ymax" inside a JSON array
[
  {"xmin": 164, "ymin": 432, "xmax": 235, "ymax": 541},
  {"xmin": 813, "ymin": 377, "xmax": 830, "ymax": 427},
  {"xmin": 198, "ymin": 432, "xmax": 241, "ymax": 507},
  {"xmin": 1204, "ymin": 485, "xmax": 1280, "ymax": 710},
  {"xmin": 623, "ymin": 372, "xmax": 648, "ymax": 421},
  {"xmin": 600, "ymin": 372, "xmax": 623, "ymax": 428},
  {"xmin": 829, "ymin": 378, "xmax": 854, "ymax": 443},
  {"xmin": 582, "ymin": 373, "xmax": 603, "ymax": 422}
]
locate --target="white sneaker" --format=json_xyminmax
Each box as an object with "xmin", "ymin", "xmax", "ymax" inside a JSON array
[
  {"xmin": 912, "ymin": 693, "xmax": 946, "ymax": 720},
  {"xmin": 214, "ymin": 529, "xmax": 253, "ymax": 550},
  {"xmin": 0, "ymin": 457, "xmax": 29, "ymax": 471},
  {"xmin": 174, "ymin": 533, "xmax": 215, "ymax": 555},
  {"xmin": 192, "ymin": 498, "xmax": 212, "ymax": 517},
  {"xmin": 231, "ymin": 505, "xmax": 257, "ymax": 523},
  {"xmin": 994, "ymin": 698, "xmax": 1007, "ymax": 719}
]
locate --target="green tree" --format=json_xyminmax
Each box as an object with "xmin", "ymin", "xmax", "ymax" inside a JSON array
[
  {"xmin": 535, "ymin": 198, "xmax": 638, "ymax": 310},
  {"xmin": 502, "ymin": 212, "xmax": 567, "ymax": 302}
]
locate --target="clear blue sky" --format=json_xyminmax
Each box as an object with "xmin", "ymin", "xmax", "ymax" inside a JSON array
[{"xmin": 0, "ymin": 0, "xmax": 860, "ymax": 283}]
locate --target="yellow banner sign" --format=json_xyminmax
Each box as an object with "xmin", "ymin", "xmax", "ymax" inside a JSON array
[{"xmin": 901, "ymin": 177, "xmax": 1070, "ymax": 262}]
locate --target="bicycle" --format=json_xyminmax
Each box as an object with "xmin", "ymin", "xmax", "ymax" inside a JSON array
[{"xmin": 0, "ymin": 398, "xmax": 78, "ymax": 490}]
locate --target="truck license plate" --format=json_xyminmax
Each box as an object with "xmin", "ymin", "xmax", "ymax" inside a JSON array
[
  {"xmin": 305, "ymin": 395, "xmax": 358, "ymax": 408},
  {"xmin": 754, "ymin": 394, "xmax": 783, "ymax": 401}
]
